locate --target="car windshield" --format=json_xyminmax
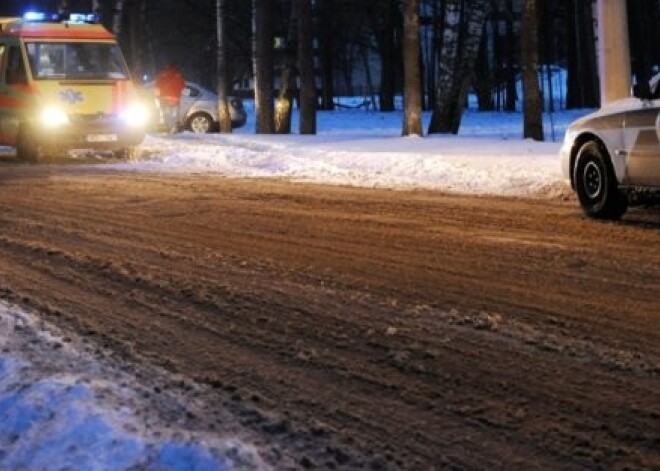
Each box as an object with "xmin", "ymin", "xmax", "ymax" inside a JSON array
[{"xmin": 25, "ymin": 41, "xmax": 129, "ymax": 80}]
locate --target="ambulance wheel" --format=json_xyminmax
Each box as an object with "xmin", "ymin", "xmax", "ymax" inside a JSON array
[
  {"xmin": 113, "ymin": 147, "xmax": 137, "ymax": 160},
  {"xmin": 16, "ymin": 127, "xmax": 40, "ymax": 163},
  {"xmin": 187, "ymin": 112, "xmax": 214, "ymax": 133}
]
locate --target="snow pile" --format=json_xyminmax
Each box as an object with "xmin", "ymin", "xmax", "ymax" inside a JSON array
[
  {"xmin": 104, "ymin": 107, "xmax": 591, "ymax": 198},
  {"xmin": 0, "ymin": 304, "xmax": 268, "ymax": 471}
]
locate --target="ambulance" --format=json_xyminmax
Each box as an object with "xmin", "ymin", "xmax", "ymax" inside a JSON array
[{"xmin": 0, "ymin": 11, "xmax": 149, "ymax": 161}]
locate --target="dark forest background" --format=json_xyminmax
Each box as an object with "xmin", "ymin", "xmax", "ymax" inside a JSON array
[{"xmin": 2, "ymin": 0, "xmax": 660, "ymax": 136}]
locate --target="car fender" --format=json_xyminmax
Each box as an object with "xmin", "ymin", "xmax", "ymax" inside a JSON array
[{"xmin": 566, "ymin": 111, "xmax": 628, "ymax": 185}]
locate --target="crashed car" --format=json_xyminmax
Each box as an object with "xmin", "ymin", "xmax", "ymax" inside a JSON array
[
  {"xmin": 141, "ymin": 81, "xmax": 247, "ymax": 133},
  {"xmin": 560, "ymin": 74, "xmax": 660, "ymax": 219}
]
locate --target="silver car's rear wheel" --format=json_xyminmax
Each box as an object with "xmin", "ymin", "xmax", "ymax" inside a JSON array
[{"xmin": 187, "ymin": 112, "xmax": 214, "ymax": 133}]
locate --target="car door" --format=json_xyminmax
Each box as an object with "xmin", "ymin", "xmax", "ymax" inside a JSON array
[
  {"xmin": 178, "ymin": 84, "xmax": 200, "ymax": 122},
  {"xmin": 623, "ymin": 100, "xmax": 660, "ymax": 186}
]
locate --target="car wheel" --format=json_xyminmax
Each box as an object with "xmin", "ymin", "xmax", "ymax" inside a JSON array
[
  {"xmin": 187, "ymin": 112, "xmax": 214, "ymax": 133},
  {"xmin": 574, "ymin": 140, "xmax": 628, "ymax": 220},
  {"xmin": 113, "ymin": 147, "xmax": 137, "ymax": 160},
  {"xmin": 16, "ymin": 125, "xmax": 40, "ymax": 163}
]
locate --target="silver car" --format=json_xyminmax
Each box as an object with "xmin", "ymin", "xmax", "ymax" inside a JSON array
[
  {"xmin": 142, "ymin": 81, "xmax": 247, "ymax": 132},
  {"xmin": 559, "ymin": 74, "xmax": 660, "ymax": 219}
]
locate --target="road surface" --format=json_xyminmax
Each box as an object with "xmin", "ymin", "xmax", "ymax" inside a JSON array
[{"xmin": 0, "ymin": 163, "xmax": 658, "ymax": 470}]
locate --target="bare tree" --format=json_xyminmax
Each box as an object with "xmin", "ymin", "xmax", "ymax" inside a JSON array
[
  {"xmin": 402, "ymin": 0, "xmax": 422, "ymax": 136},
  {"xmin": 216, "ymin": 0, "xmax": 232, "ymax": 133},
  {"xmin": 275, "ymin": 5, "xmax": 297, "ymax": 134},
  {"xmin": 428, "ymin": 0, "xmax": 488, "ymax": 134},
  {"xmin": 370, "ymin": 0, "xmax": 399, "ymax": 112},
  {"xmin": 58, "ymin": 0, "xmax": 69, "ymax": 14},
  {"xmin": 297, "ymin": 0, "xmax": 316, "ymax": 134},
  {"xmin": 253, "ymin": 0, "xmax": 275, "ymax": 133},
  {"xmin": 318, "ymin": 0, "xmax": 335, "ymax": 110},
  {"xmin": 112, "ymin": 0, "xmax": 124, "ymax": 37},
  {"xmin": 565, "ymin": 0, "xmax": 599, "ymax": 108},
  {"xmin": 91, "ymin": 0, "xmax": 102, "ymax": 16},
  {"xmin": 521, "ymin": 0, "xmax": 544, "ymax": 140}
]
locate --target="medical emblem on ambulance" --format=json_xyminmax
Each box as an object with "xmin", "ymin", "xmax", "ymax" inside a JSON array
[{"xmin": 59, "ymin": 89, "xmax": 84, "ymax": 104}]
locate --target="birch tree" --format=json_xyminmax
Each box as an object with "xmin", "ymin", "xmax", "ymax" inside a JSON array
[
  {"xmin": 428, "ymin": 0, "xmax": 488, "ymax": 134},
  {"xmin": 402, "ymin": 0, "xmax": 422, "ymax": 136},
  {"xmin": 521, "ymin": 0, "xmax": 544, "ymax": 140}
]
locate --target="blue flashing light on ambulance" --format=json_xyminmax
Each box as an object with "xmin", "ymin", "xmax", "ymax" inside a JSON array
[{"xmin": 0, "ymin": 11, "xmax": 150, "ymax": 161}]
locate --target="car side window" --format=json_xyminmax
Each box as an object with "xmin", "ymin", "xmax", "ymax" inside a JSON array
[
  {"xmin": 186, "ymin": 86, "xmax": 201, "ymax": 98},
  {"xmin": 6, "ymin": 46, "xmax": 27, "ymax": 85}
]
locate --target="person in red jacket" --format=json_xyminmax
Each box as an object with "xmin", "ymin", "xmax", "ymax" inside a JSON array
[{"xmin": 155, "ymin": 62, "xmax": 185, "ymax": 134}]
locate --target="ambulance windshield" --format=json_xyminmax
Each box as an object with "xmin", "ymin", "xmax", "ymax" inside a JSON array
[{"xmin": 26, "ymin": 42, "xmax": 129, "ymax": 80}]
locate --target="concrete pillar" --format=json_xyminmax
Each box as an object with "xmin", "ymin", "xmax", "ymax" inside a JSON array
[{"xmin": 597, "ymin": 0, "xmax": 632, "ymax": 104}]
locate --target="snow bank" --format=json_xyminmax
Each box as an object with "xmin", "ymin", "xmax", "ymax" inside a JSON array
[
  {"xmin": 0, "ymin": 304, "xmax": 267, "ymax": 471},
  {"xmin": 102, "ymin": 107, "xmax": 591, "ymax": 198}
]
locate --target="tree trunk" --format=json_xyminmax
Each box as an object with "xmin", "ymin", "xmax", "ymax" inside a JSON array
[
  {"xmin": 565, "ymin": 0, "xmax": 599, "ymax": 109},
  {"xmin": 402, "ymin": 0, "xmax": 423, "ymax": 136},
  {"xmin": 521, "ymin": 0, "xmax": 544, "ymax": 141},
  {"xmin": 112, "ymin": 0, "xmax": 124, "ymax": 37},
  {"xmin": 475, "ymin": 26, "xmax": 495, "ymax": 111},
  {"xmin": 91, "ymin": 0, "xmax": 102, "ymax": 16},
  {"xmin": 375, "ymin": 0, "xmax": 397, "ymax": 112},
  {"xmin": 505, "ymin": 0, "xmax": 517, "ymax": 111},
  {"xmin": 253, "ymin": 0, "xmax": 275, "ymax": 134},
  {"xmin": 428, "ymin": 0, "xmax": 488, "ymax": 134},
  {"xmin": 275, "ymin": 5, "xmax": 297, "ymax": 134},
  {"xmin": 297, "ymin": 0, "xmax": 317, "ymax": 135},
  {"xmin": 275, "ymin": 64, "xmax": 295, "ymax": 134},
  {"xmin": 217, "ymin": 0, "xmax": 232, "ymax": 133},
  {"xmin": 318, "ymin": 0, "xmax": 335, "ymax": 110}
]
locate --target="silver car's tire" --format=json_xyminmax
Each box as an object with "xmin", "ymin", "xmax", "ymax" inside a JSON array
[
  {"xmin": 574, "ymin": 141, "xmax": 628, "ymax": 220},
  {"xmin": 187, "ymin": 112, "xmax": 214, "ymax": 133}
]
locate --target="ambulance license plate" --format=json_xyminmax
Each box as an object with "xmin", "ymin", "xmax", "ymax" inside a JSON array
[{"xmin": 86, "ymin": 134, "xmax": 118, "ymax": 142}]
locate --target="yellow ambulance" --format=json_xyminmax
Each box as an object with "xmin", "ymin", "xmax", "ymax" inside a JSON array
[{"xmin": 0, "ymin": 12, "xmax": 149, "ymax": 161}]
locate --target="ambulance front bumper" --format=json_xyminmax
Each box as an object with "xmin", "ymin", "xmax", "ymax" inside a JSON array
[{"xmin": 33, "ymin": 117, "xmax": 146, "ymax": 149}]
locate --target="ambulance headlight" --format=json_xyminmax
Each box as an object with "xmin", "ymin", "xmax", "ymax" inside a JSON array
[
  {"xmin": 40, "ymin": 106, "xmax": 70, "ymax": 127},
  {"xmin": 120, "ymin": 103, "xmax": 150, "ymax": 127}
]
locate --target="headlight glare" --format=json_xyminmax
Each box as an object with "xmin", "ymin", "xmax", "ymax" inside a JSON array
[
  {"xmin": 40, "ymin": 106, "xmax": 69, "ymax": 127},
  {"xmin": 121, "ymin": 103, "xmax": 150, "ymax": 127}
]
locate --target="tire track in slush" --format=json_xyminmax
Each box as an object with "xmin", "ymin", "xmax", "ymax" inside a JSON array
[{"xmin": 0, "ymin": 167, "xmax": 658, "ymax": 469}]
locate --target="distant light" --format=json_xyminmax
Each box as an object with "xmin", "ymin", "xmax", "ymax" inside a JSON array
[
  {"xmin": 68, "ymin": 13, "xmax": 99, "ymax": 24},
  {"xmin": 22, "ymin": 11, "xmax": 99, "ymax": 24},
  {"xmin": 23, "ymin": 11, "xmax": 48, "ymax": 21}
]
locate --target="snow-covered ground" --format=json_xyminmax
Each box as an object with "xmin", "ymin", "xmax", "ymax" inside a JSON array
[
  {"xmin": 1, "ymin": 105, "xmax": 592, "ymax": 470},
  {"xmin": 109, "ymin": 106, "xmax": 588, "ymax": 199}
]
